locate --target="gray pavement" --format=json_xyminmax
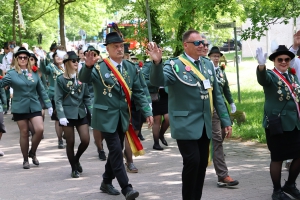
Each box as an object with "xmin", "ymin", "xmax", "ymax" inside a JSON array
[{"xmin": 0, "ymin": 113, "xmax": 298, "ymax": 200}]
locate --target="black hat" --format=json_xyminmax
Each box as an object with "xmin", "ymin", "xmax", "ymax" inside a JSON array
[
  {"xmin": 130, "ymin": 53, "xmax": 137, "ymax": 59},
  {"xmin": 3, "ymin": 42, "xmax": 9, "ymax": 49},
  {"xmin": 84, "ymin": 45, "xmax": 100, "ymax": 55},
  {"xmin": 269, "ymin": 45, "xmax": 295, "ymax": 61},
  {"xmin": 104, "ymin": 32, "xmax": 124, "ymax": 46},
  {"xmin": 14, "ymin": 47, "xmax": 30, "ymax": 58},
  {"xmin": 50, "ymin": 41, "xmax": 57, "ymax": 51},
  {"xmin": 208, "ymin": 46, "xmax": 223, "ymax": 57},
  {"xmin": 124, "ymin": 43, "xmax": 130, "ymax": 53},
  {"xmin": 63, "ymin": 51, "xmax": 78, "ymax": 63},
  {"xmin": 30, "ymin": 53, "xmax": 38, "ymax": 62}
]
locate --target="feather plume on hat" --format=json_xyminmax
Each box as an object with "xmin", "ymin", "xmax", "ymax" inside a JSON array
[
  {"xmin": 111, "ymin": 22, "xmax": 124, "ymax": 39},
  {"xmin": 270, "ymin": 40, "xmax": 279, "ymax": 53}
]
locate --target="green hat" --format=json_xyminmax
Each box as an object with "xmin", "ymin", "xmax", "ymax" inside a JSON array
[
  {"xmin": 14, "ymin": 47, "xmax": 31, "ymax": 58},
  {"xmin": 63, "ymin": 51, "xmax": 79, "ymax": 63},
  {"xmin": 84, "ymin": 45, "xmax": 100, "ymax": 55},
  {"xmin": 208, "ymin": 46, "xmax": 223, "ymax": 57},
  {"xmin": 104, "ymin": 32, "xmax": 124, "ymax": 46}
]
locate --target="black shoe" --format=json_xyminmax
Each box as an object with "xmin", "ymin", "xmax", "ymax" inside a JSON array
[
  {"xmin": 282, "ymin": 182, "xmax": 300, "ymax": 199},
  {"xmin": 98, "ymin": 150, "xmax": 106, "ymax": 161},
  {"xmin": 23, "ymin": 161, "xmax": 30, "ymax": 169},
  {"xmin": 4, "ymin": 111, "xmax": 7, "ymax": 114},
  {"xmin": 71, "ymin": 170, "xmax": 80, "ymax": 178},
  {"xmin": 100, "ymin": 181, "xmax": 120, "ymax": 195},
  {"xmin": 138, "ymin": 133, "xmax": 145, "ymax": 141},
  {"xmin": 125, "ymin": 190, "xmax": 139, "ymax": 200},
  {"xmin": 28, "ymin": 150, "xmax": 39, "ymax": 166},
  {"xmin": 58, "ymin": 139, "xmax": 64, "ymax": 149},
  {"xmin": 159, "ymin": 137, "xmax": 168, "ymax": 146},
  {"xmin": 272, "ymin": 189, "xmax": 292, "ymax": 200},
  {"xmin": 75, "ymin": 162, "xmax": 83, "ymax": 173},
  {"xmin": 153, "ymin": 144, "xmax": 163, "ymax": 150}
]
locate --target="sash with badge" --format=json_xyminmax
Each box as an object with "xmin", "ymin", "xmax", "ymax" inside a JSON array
[
  {"xmin": 173, "ymin": 54, "xmax": 214, "ymax": 115},
  {"xmin": 102, "ymin": 58, "xmax": 145, "ymax": 156}
]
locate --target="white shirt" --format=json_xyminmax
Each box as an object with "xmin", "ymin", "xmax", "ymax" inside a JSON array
[
  {"xmin": 289, "ymin": 46, "xmax": 300, "ymax": 81},
  {"xmin": 2, "ymin": 52, "xmax": 13, "ymax": 71},
  {"xmin": 109, "ymin": 58, "xmax": 122, "ymax": 73}
]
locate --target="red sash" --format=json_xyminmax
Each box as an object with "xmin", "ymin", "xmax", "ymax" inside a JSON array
[
  {"xmin": 103, "ymin": 58, "xmax": 145, "ymax": 156},
  {"xmin": 272, "ymin": 69, "xmax": 300, "ymax": 119}
]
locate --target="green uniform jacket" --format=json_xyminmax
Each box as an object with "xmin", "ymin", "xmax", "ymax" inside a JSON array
[
  {"xmin": 45, "ymin": 52, "xmax": 53, "ymax": 67},
  {"xmin": 135, "ymin": 65, "xmax": 151, "ymax": 108},
  {"xmin": 0, "ymin": 54, "xmax": 4, "ymax": 64},
  {"xmin": 0, "ymin": 69, "xmax": 51, "ymax": 113},
  {"xmin": 78, "ymin": 60, "xmax": 152, "ymax": 133},
  {"xmin": 0, "ymin": 87, "xmax": 7, "ymax": 112},
  {"xmin": 214, "ymin": 67, "xmax": 234, "ymax": 104},
  {"xmin": 142, "ymin": 61, "xmax": 159, "ymax": 93},
  {"xmin": 40, "ymin": 61, "xmax": 64, "ymax": 99},
  {"xmin": 150, "ymin": 56, "xmax": 231, "ymax": 140},
  {"xmin": 257, "ymin": 67, "xmax": 300, "ymax": 131},
  {"xmin": 55, "ymin": 74, "xmax": 92, "ymax": 120}
]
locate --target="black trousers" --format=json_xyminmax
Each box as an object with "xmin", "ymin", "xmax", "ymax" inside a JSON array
[
  {"xmin": 176, "ymin": 128, "xmax": 210, "ymax": 200},
  {"xmin": 101, "ymin": 121, "xmax": 133, "ymax": 196}
]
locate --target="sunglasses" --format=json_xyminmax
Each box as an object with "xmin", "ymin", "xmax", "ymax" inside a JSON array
[
  {"xmin": 204, "ymin": 43, "xmax": 209, "ymax": 47},
  {"xmin": 30, "ymin": 58, "xmax": 35, "ymax": 61},
  {"xmin": 186, "ymin": 40, "xmax": 205, "ymax": 46},
  {"xmin": 17, "ymin": 56, "xmax": 28, "ymax": 60},
  {"xmin": 71, "ymin": 59, "xmax": 80, "ymax": 63},
  {"xmin": 277, "ymin": 58, "xmax": 291, "ymax": 63}
]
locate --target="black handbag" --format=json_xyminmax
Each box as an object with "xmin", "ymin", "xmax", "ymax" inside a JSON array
[{"xmin": 265, "ymin": 101, "xmax": 288, "ymax": 136}]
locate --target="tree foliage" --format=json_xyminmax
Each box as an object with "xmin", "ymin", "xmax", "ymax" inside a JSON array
[{"xmin": 241, "ymin": 0, "xmax": 300, "ymax": 40}]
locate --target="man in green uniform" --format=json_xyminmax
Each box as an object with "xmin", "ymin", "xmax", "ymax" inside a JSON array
[
  {"xmin": 79, "ymin": 32, "xmax": 153, "ymax": 200},
  {"xmin": 147, "ymin": 29, "xmax": 232, "ymax": 200}
]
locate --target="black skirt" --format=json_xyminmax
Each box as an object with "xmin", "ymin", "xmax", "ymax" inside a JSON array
[
  {"xmin": 59, "ymin": 116, "xmax": 89, "ymax": 127},
  {"xmin": 13, "ymin": 111, "xmax": 42, "ymax": 121},
  {"xmin": 265, "ymin": 128, "xmax": 300, "ymax": 161},
  {"xmin": 152, "ymin": 88, "xmax": 168, "ymax": 116}
]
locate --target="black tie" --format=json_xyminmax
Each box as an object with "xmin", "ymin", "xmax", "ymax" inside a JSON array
[
  {"xmin": 283, "ymin": 73, "xmax": 291, "ymax": 83},
  {"xmin": 194, "ymin": 60, "xmax": 203, "ymax": 72},
  {"xmin": 117, "ymin": 65, "xmax": 121, "ymax": 73}
]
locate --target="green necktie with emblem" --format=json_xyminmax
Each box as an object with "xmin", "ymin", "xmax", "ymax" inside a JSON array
[
  {"xmin": 116, "ymin": 64, "xmax": 122, "ymax": 94},
  {"xmin": 283, "ymin": 73, "xmax": 291, "ymax": 83}
]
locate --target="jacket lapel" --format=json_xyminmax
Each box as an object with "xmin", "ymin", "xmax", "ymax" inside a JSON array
[{"xmin": 18, "ymin": 72, "xmax": 29, "ymax": 85}]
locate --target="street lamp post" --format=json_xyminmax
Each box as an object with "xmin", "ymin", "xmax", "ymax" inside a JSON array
[{"xmin": 145, "ymin": 0, "xmax": 152, "ymax": 42}]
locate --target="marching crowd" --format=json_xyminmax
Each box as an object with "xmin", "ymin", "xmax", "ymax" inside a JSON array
[{"xmin": 0, "ymin": 29, "xmax": 300, "ymax": 200}]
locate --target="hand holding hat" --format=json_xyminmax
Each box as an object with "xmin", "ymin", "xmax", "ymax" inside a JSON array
[{"xmin": 255, "ymin": 47, "xmax": 267, "ymax": 65}]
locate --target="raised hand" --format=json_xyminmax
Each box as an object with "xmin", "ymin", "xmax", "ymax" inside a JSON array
[
  {"xmin": 255, "ymin": 47, "xmax": 267, "ymax": 65},
  {"xmin": 146, "ymin": 42, "xmax": 163, "ymax": 64},
  {"xmin": 84, "ymin": 51, "xmax": 99, "ymax": 68},
  {"xmin": 293, "ymin": 30, "xmax": 300, "ymax": 48}
]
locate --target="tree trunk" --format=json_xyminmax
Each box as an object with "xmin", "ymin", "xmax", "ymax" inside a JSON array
[
  {"xmin": 12, "ymin": 0, "xmax": 17, "ymax": 42},
  {"xmin": 173, "ymin": 21, "xmax": 186, "ymax": 57},
  {"xmin": 59, "ymin": 0, "xmax": 65, "ymax": 47}
]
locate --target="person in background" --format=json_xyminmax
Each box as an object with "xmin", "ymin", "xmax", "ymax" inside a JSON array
[
  {"xmin": 208, "ymin": 46, "xmax": 239, "ymax": 187},
  {"xmin": 0, "ymin": 76, "xmax": 7, "ymax": 156},
  {"xmin": 0, "ymin": 47, "xmax": 52, "ymax": 169},
  {"xmin": 40, "ymin": 47, "xmax": 65, "ymax": 149},
  {"xmin": 256, "ymin": 45, "xmax": 300, "ymax": 200},
  {"xmin": 55, "ymin": 51, "xmax": 91, "ymax": 178},
  {"xmin": 83, "ymin": 45, "xmax": 107, "ymax": 161}
]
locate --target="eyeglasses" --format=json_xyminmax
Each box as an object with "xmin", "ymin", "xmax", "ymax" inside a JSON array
[
  {"xmin": 30, "ymin": 58, "xmax": 35, "ymax": 61},
  {"xmin": 204, "ymin": 43, "xmax": 209, "ymax": 47},
  {"xmin": 186, "ymin": 40, "xmax": 205, "ymax": 46},
  {"xmin": 277, "ymin": 58, "xmax": 291, "ymax": 63},
  {"xmin": 71, "ymin": 59, "xmax": 80, "ymax": 63},
  {"xmin": 18, "ymin": 56, "xmax": 28, "ymax": 60}
]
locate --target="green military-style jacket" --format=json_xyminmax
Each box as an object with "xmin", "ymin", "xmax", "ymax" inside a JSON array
[
  {"xmin": 142, "ymin": 61, "xmax": 159, "ymax": 93},
  {"xmin": 0, "ymin": 54, "xmax": 4, "ymax": 64},
  {"xmin": 150, "ymin": 55, "xmax": 231, "ymax": 140},
  {"xmin": 0, "ymin": 87, "xmax": 7, "ymax": 112},
  {"xmin": 134, "ymin": 64, "xmax": 151, "ymax": 110},
  {"xmin": 40, "ymin": 61, "xmax": 64, "ymax": 99},
  {"xmin": 257, "ymin": 67, "xmax": 300, "ymax": 131},
  {"xmin": 214, "ymin": 66, "xmax": 234, "ymax": 104},
  {"xmin": 45, "ymin": 52, "xmax": 53, "ymax": 67},
  {"xmin": 55, "ymin": 74, "xmax": 92, "ymax": 120},
  {"xmin": 0, "ymin": 69, "xmax": 51, "ymax": 113},
  {"xmin": 78, "ymin": 59, "xmax": 152, "ymax": 133}
]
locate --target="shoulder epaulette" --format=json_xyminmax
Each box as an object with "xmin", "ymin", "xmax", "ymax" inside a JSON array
[{"xmin": 202, "ymin": 57, "xmax": 210, "ymax": 61}]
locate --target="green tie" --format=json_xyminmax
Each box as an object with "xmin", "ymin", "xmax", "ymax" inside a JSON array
[
  {"xmin": 117, "ymin": 65, "xmax": 121, "ymax": 73},
  {"xmin": 194, "ymin": 60, "xmax": 203, "ymax": 72}
]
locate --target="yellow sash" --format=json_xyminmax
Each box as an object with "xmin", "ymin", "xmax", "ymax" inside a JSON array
[{"xmin": 178, "ymin": 56, "xmax": 213, "ymax": 115}]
